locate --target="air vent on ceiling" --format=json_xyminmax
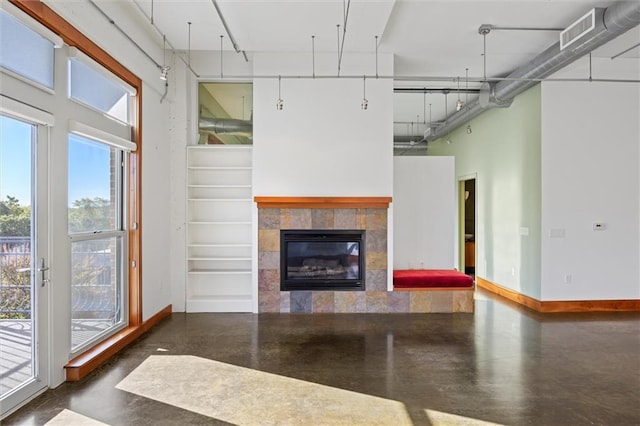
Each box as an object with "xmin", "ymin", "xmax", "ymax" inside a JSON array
[{"xmin": 560, "ymin": 9, "xmax": 596, "ymax": 50}]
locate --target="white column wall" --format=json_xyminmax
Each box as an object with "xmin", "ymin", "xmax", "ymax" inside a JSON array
[
  {"xmin": 393, "ymin": 156, "xmax": 455, "ymax": 269},
  {"xmin": 541, "ymin": 62, "xmax": 640, "ymax": 300},
  {"xmin": 252, "ymin": 52, "xmax": 393, "ymax": 197},
  {"xmin": 141, "ymin": 82, "xmax": 172, "ymax": 319}
]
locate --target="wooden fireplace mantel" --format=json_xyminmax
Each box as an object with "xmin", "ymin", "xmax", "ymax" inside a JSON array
[{"xmin": 254, "ymin": 196, "xmax": 392, "ymax": 209}]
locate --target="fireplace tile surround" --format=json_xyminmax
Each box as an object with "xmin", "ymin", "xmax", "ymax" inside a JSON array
[{"xmin": 257, "ymin": 199, "xmax": 474, "ymax": 314}]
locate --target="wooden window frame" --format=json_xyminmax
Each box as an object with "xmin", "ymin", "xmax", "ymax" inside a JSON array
[{"xmin": 8, "ymin": 0, "xmax": 158, "ymax": 381}]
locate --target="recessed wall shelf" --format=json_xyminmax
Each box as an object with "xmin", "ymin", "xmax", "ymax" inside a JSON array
[{"xmin": 186, "ymin": 145, "xmax": 253, "ymax": 312}]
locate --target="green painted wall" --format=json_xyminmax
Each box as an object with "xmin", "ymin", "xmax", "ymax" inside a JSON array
[{"xmin": 428, "ymin": 85, "xmax": 542, "ymax": 298}]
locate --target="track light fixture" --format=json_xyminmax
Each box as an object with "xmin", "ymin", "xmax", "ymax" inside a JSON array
[
  {"xmin": 160, "ymin": 65, "xmax": 170, "ymax": 80},
  {"xmin": 276, "ymin": 75, "xmax": 284, "ymax": 110},
  {"xmin": 159, "ymin": 35, "xmax": 170, "ymax": 80},
  {"xmin": 465, "ymin": 68, "xmax": 469, "ymax": 105},
  {"xmin": 456, "ymin": 76, "xmax": 464, "ymax": 111},
  {"xmin": 361, "ymin": 75, "xmax": 368, "ymax": 110},
  {"xmin": 466, "ymin": 124, "xmax": 473, "ymax": 134}
]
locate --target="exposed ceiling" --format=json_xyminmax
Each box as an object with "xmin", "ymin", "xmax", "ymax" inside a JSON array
[{"xmin": 126, "ymin": 0, "xmax": 640, "ymax": 143}]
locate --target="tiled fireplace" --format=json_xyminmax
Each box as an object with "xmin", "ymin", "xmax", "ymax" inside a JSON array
[{"xmin": 256, "ymin": 197, "xmax": 473, "ymax": 313}]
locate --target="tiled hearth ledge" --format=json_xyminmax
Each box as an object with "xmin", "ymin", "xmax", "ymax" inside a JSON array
[{"xmin": 255, "ymin": 196, "xmax": 474, "ymax": 313}]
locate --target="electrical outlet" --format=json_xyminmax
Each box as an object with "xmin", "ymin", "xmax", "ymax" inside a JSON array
[
  {"xmin": 511, "ymin": 267, "xmax": 516, "ymax": 276},
  {"xmin": 564, "ymin": 274, "xmax": 572, "ymax": 284}
]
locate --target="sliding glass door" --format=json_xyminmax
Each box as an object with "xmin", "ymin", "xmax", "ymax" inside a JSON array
[{"xmin": 0, "ymin": 114, "xmax": 49, "ymax": 417}]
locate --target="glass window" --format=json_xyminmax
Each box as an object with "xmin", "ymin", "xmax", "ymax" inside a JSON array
[
  {"xmin": 0, "ymin": 10, "xmax": 55, "ymax": 88},
  {"xmin": 68, "ymin": 134, "xmax": 119, "ymax": 233},
  {"xmin": 68, "ymin": 132, "xmax": 125, "ymax": 352},
  {"xmin": 69, "ymin": 57, "xmax": 130, "ymax": 123},
  {"xmin": 70, "ymin": 236, "xmax": 123, "ymax": 351},
  {"xmin": 198, "ymin": 82, "xmax": 253, "ymax": 145}
]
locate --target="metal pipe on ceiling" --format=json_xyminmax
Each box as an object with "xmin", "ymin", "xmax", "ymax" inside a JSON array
[
  {"xmin": 130, "ymin": 0, "xmax": 199, "ymax": 78},
  {"xmin": 425, "ymin": 0, "xmax": 640, "ymax": 143},
  {"xmin": 87, "ymin": 0, "xmax": 161, "ymax": 69},
  {"xmin": 394, "ymin": 88, "xmax": 481, "ymax": 94},
  {"xmin": 211, "ymin": 0, "xmax": 249, "ymax": 62}
]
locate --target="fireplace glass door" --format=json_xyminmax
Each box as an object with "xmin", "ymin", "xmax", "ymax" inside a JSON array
[{"xmin": 280, "ymin": 230, "xmax": 365, "ymax": 291}]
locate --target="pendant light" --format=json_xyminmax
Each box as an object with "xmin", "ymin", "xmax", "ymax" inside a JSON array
[
  {"xmin": 361, "ymin": 75, "xmax": 368, "ymax": 110},
  {"xmin": 276, "ymin": 75, "xmax": 284, "ymax": 110}
]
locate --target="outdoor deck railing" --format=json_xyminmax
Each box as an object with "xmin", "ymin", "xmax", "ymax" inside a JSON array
[{"xmin": 0, "ymin": 236, "xmax": 116, "ymax": 320}]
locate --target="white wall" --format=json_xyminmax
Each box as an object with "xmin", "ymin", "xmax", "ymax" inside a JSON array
[
  {"xmin": 393, "ymin": 156, "xmax": 455, "ymax": 269},
  {"xmin": 541, "ymin": 76, "xmax": 640, "ymax": 300},
  {"xmin": 253, "ymin": 53, "xmax": 393, "ymax": 197},
  {"xmin": 141, "ymin": 81, "xmax": 172, "ymax": 319}
]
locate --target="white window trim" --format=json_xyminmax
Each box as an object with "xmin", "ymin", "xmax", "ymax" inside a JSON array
[
  {"xmin": 69, "ymin": 119, "xmax": 136, "ymax": 151},
  {"xmin": 0, "ymin": 94, "xmax": 54, "ymax": 126},
  {"xmin": 0, "ymin": 0, "xmax": 63, "ymax": 48}
]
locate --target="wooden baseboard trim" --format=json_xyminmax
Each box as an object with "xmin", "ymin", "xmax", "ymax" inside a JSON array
[
  {"xmin": 477, "ymin": 278, "xmax": 640, "ymax": 312},
  {"xmin": 65, "ymin": 305, "xmax": 172, "ymax": 381}
]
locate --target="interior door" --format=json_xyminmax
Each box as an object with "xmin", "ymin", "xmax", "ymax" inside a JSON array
[{"xmin": 0, "ymin": 114, "xmax": 49, "ymax": 418}]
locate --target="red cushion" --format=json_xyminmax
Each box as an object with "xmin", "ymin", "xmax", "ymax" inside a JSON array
[{"xmin": 393, "ymin": 269, "xmax": 473, "ymax": 289}]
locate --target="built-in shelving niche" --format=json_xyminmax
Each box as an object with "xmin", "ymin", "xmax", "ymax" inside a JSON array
[{"xmin": 186, "ymin": 146, "xmax": 253, "ymax": 312}]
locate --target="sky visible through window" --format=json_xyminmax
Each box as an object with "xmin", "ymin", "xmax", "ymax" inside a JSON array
[{"xmin": 1, "ymin": 115, "xmax": 109, "ymax": 208}]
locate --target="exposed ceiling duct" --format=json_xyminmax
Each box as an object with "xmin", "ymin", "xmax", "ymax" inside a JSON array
[
  {"xmin": 425, "ymin": 0, "xmax": 640, "ymax": 143},
  {"xmin": 199, "ymin": 117, "xmax": 253, "ymax": 135}
]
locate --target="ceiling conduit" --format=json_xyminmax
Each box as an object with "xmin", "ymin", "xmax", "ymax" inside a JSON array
[
  {"xmin": 199, "ymin": 117, "xmax": 253, "ymax": 135},
  {"xmin": 425, "ymin": 0, "xmax": 640, "ymax": 143}
]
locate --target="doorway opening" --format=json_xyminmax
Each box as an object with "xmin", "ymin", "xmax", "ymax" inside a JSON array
[{"xmin": 459, "ymin": 178, "xmax": 476, "ymax": 278}]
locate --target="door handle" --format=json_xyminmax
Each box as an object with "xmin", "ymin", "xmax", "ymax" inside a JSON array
[{"xmin": 38, "ymin": 258, "xmax": 49, "ymax": 286}]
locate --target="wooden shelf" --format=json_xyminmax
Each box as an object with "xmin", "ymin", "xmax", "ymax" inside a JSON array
[{"xmin": 254, "ymin": 196, "xmax": 392, "ymax": 209}]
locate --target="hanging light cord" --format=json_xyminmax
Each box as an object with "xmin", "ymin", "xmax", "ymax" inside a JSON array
[
  {"xmin": 423, "ymin": 90, "xmax": 426, "ymax": 124},
  {"xmin": 465, "ymin": 68, "xmax": 469, "ymax": 104},
  {"xmin": 336, "ymin": 24, "xmax": 341, "ymax": 75},
  {"xmin": 187, "ymin": 22, "xmax": 192, "ymax": 66},
  {"xmin": 220, "ymin": 35, "xmax": 224, "ymax": 78},
  {"xmin": 483, "ymin": 33, "xmax": 487, "ymax": 82},
  {"xmin": 375, "ymin": 35, "xmax": 379, "ymax": 79},
  {"xmin": 312, "ymin": 35, "xmax": 316, "ymax": 79}
]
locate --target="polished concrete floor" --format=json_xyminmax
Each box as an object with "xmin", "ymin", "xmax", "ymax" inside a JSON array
[{"xmin": 4, "ymin": 289, "xmax": 640, "ymax": 426}]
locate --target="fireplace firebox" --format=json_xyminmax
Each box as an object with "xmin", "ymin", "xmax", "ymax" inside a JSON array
[{"xmin": 280, "ymin": 230, "xmax": 365, "ymax": 291}]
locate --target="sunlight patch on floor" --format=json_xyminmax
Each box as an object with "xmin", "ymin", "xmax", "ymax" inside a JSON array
[
  {"xmin": 116, "ymin": 355, "xmax": 412, "ymax": 426},
  {"xmin": 44, "ymin": 409, "xmax": 108, "ymax": 425},
  {"xmin": 425, "ymin": 409, "xmax": 505, "ymax": 425}
]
